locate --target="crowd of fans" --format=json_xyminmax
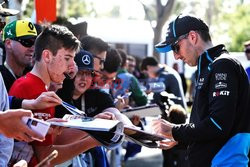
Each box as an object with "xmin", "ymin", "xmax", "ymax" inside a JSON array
[{"xmin": 0, "ymin": 4, "xmax": 249, "ymax": 167}]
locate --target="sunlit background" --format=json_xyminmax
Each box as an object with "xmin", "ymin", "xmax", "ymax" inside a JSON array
[{"xmin": 4, "ymin": 0, "xmax": 250, "ymax": 77}]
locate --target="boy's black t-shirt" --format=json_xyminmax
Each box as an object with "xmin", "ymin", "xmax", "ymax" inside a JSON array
[{"xmin": 55, "ymin": 89, "xmax": 115, "ymax": 118}]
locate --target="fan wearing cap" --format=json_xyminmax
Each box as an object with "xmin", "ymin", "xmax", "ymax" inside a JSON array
[
  {"xmin": 55, "ymin": 50, "xmax": 117, "ymax": 167},
  {"xmin": 73, "ymin": 49, "xmax": 96, "ymax": 99},
  {"xmin": 55, "ymin": 49, "xmax": 118, "ymax": 120},
  {"xmin": 0, "ymin": 19, "xmax": 62, "ymax": 116},
  {"xmin": 153, "ymin": 15, "xmax": 250, "ymax": 167},
  {"xmin": 1, "ymin": 20, "xmax": 37, "ymax": 91}
]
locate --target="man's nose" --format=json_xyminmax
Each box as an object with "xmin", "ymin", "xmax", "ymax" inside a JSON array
[
  {"xmin": 173, "ymin": 52, "xmax": 181, "ymax": 60},
  {"xmin": 68, "ymin": 59, "xmax": 76, "ymax": 68},
  {"xmin": 28, "ymin": 45, "xmax": 35, "ymax": 52}
]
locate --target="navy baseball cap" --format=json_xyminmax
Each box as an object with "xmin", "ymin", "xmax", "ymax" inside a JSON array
[
  {"xmin": 74, "ymin": 50, "xmax": 94, "ymax": 71},
  {"xmin": 155, "ymin": 15, "xmax": 209, "ymax": 53}
]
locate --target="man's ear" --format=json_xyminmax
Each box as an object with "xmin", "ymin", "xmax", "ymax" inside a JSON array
[
  {"xmin": 4, "ymin": 39, "xmax": 12, "ymax": 50},
  {"xmin": 189, "ymin": 30, "xmax": 199, "ymax": 45},
  {"xmin": 42, "ymin": 50, "xmax": 52, "ymax": 63}
]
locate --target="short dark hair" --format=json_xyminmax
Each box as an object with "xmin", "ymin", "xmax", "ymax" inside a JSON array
[
  {"xmin": 117, "ymin": 49, "xmax": 127, "ymax": 67},
  {"xmin": 34, "ymin": 24, "xmax": 80, "ymax": 61},
  {"xmin": 196, "ymin": 30, "xmax": 211, "ymax": 42},
  {"xmin": 140, "ymin": 57, "xmax": 158, "ymax": 71},
  {"xmin": 104, "ymin": 48, "xmax": 121, "ymax": 73},
  {"xmin": 80, "ymin": 35, "xmax": 109, "ymax": 55},
  {"xmin": 168, "ymin": 104, "xmax": 187, "ymax": 124}
]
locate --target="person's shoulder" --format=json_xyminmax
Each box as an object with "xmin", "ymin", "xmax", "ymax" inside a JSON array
[
  {"xmin": 0, "ymin": 65, "xmax": 14, "ymax": 80},
  {"xmin": 118, "ymin": 71, "xmax": 134, "ymax": 79},
  {"xmin": 160, "ymin": 70, "xmax": 178, "ymax": 80},
  {"xmin": 213, "ymin": 53, "xmax": 242, "ymax": 68},
  {"xmin": 86, "ymin": 88, "xmax": 109, "ymax": 96},
  {"xmin": 11, "ymin": 73, "xmax": 42, "ymax": 91},
  {"xmin": 86, "ymin": 89, "xmax": 113, "ymax": 104},
  {"xmin": 0, "ymin": 65, "xmax": 10, "ymax": 75},
  {"xmin": 0, "ymin": 64, "xmax": 6, "ymax": 70}
]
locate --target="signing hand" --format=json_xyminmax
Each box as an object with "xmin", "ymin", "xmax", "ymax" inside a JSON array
[
  {"xmin": 152, "ymin": 118, "xmax": 175, "ymax": 139},
  {"xmin": 158, "ymin": 139, "xmax": 178, "ymax": 150}
]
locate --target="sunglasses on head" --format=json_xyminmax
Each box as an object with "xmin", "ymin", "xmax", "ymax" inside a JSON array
[
  {"xmin": 171, "ymin": 33, "xmax": 189, "ymax": 53},
  {"xmin": 13, "ymin": 37, "xmax": 35, "ymax": 48}
]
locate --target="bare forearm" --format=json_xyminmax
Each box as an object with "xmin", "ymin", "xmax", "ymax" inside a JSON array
[
  {"xmin": 21, "ymin": 99, "xmax": 36, "ymax": 109},
  {"xmin": 53, "ymin": 128, "xmax": 88, "ymax": 145},
  {"xmin": 34, "ymin": 136, "xmax": 98, "ymax": 166}
]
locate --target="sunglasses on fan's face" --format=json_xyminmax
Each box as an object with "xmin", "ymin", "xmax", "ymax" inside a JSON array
[
  {"xmin": 13, "ymin": 37, "xmax": 36, "ymax": 48},
  {"xmin": 171, "ymin": 33, "xmax": 189, "ymax": 53}
]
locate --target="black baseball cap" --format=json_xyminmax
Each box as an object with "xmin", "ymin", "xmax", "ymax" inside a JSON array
[
  {"xmin": 74, "ymin": 50, "xmax": 94, "ymax": 71},
  {"xmin": 155, "ymin": 15, "xmax": 209, "ymax": 53}
]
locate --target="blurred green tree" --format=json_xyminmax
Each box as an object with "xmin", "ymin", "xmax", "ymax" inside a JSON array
[
  {"xmin": 222, "ymin": 4, "xmax": 250, "ymax": 52},
  {"xmin": 66, "ymin": 0, "xmax": 90, "ymax": 18}
]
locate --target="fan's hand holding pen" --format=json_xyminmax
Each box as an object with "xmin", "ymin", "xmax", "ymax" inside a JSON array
[{"xmin": 94, "ymin": 112, "xmax": 116, "ymax": 120}]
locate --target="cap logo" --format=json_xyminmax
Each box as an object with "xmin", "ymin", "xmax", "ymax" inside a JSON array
[
  {"xmin": 82, "ymin": 54, "xmax": 91, "ymax": 65},
  {"xmin": 6, "ymin": 29, "xmax": 12, "ymax": 36},
  {"xmin": 28, "ymin": 22, "xmax": 34, "ymax": 30}
]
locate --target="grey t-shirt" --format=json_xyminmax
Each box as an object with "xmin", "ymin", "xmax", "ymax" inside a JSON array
[{"xmin": 0, "ymin": 73, "xmax": 14, "ymax": 166}]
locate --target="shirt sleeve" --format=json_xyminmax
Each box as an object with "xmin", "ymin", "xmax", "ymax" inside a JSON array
[
  {"xmin": 9, "ymin": 96, "xmax": 23, "ymax": 109},
  {"xmin": 172, "ymin": 59, "xmax": 239, "ymax": 143},
  {"xmin": 98, "ymin": 90, "xmax": 115, "ymax": 112},
  {"xmin": 130, "ymin": 76, "xmax": 147, "ymax": 106}
]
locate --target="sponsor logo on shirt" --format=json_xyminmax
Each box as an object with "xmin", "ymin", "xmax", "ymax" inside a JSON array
[
  {"xmin": 34, "ymin": 113, "xmax": 51, "ymax": 120},
  {"xmin": 215, "ymin": 73, "xmax": 227, "ymax": 81},
  {"xmin": 213, "ymin": 90, "xmax": 230, "ymax": 97},
  {"xmin": 197, "ymin": 77, "xmax": 204, "ymax": 89},
  {"xmin": 215, "ymin": 82, "xmax": 227, "ymax": 89}
]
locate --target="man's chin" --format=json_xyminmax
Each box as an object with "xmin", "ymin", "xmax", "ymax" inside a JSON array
[{"xmin": 48, "ymin": 82, "xmax": 63, "ymax": 91}]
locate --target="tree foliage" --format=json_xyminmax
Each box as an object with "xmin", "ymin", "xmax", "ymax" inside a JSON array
[
  {"xmin": 138, "ymin": 0, "xmax": 175, "ymax": 58},
  {"xmin": 222, "ymin": 4, "xmax": 250, "ymax": 52},
  {"xmin": 67, "ymin": 0, "xmax": 89, "ymax": 18}
]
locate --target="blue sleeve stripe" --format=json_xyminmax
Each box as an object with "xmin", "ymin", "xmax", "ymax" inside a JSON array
[{"xmin": 210, "ymin": 117, "xmax": 222, "ymax": 131}]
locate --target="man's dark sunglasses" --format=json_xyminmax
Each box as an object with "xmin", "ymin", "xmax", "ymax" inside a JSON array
[
  {"xmin": 171, "ymin": 34, "xmax": 189, "ymax": 53},
  {"xmin": 13, "ymin": 37, "xmax": 36, "ymax": 48}
]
